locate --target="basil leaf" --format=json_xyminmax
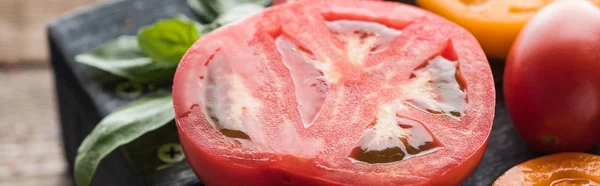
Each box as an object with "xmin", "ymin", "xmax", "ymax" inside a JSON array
[
  {"xmin": 214, "ymin": 3, "xmax": 265, "ymax": 26},
  {"xmin": 138, "ymin": 15, "xmax": 202, "ymax": 65},
  {"xmin": 75, "ymin": 36, "xmax": 175, "ymax": 85},
  {"xmin": 74, "ymin": 93, "xmax": 174, "ymax": 186},
  {"xmin": 187, "ymin": 0, "xmax": 218, "ymax": 23},
  {"xmin": 188, "ymin": 0, "xmax": 269, "ymax": 23}
]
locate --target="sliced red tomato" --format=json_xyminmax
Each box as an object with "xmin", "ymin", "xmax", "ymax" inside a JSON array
[
  {"xmin": 504, "ymin": 0, "xmax": 600, "ymax": 153},
  {"xmin": 173, "ymin": 0, "xmax": 495, "ymax": 185}
]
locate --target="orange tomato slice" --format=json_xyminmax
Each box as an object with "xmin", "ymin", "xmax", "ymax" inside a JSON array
[
  {"xmin": 416, "ymin": 0, "xmax": 600, "ymax": 59},
  {"xmin": 494, "ymin": 152, "xmax": 600, "ymax": 186}
]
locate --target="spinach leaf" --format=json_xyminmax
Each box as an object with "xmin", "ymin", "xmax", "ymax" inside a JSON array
[
  {"xmin": 74, "ymin": 93, "xmax": 175, "ymax": 186},
  {"xmin": 138, "ymin": 15, "xmax": 202, "ymax": 66},
  {"xmin": 75, "ymin": 36, "xmax": 175, "ymax": 85}
]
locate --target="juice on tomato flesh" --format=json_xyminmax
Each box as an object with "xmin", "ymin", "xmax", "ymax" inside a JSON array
[{"xmin": 173, "ymin": 0, "xmax": 495, "ymax": 185}]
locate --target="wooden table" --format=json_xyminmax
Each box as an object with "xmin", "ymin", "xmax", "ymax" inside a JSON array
[
  {"xmin": 0, "ymin": 68, "xmax": 72, "ymax": 186},
  {"xmin": 0, "ymin": 0, "xmax": 104, "ymax": 64}
]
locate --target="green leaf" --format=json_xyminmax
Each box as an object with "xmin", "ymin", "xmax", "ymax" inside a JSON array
[
  {"xmin": 74, "ymin": 36, "xmax": 175, "ymax": 85},
  {"xmin": 187, "ymin": 0, "xmax": 218, "ymax": 23},
  {"xmin": 138, "ymin": 15, "xmax": 202, "ymax": 65},
  {"xmin": 214, "ymin": 3, "xmax": 265, "ymax": 26},
  {"xmin": 188, "ymin": 0, "xmax": 270, "ymax": 23},
  {"xmin": 207, "ymin": 0, "xmax": 270, "ymax": 15},
  {"xmin": 74, "ymin": 93, "xmax": 175, "ymax": 186}
]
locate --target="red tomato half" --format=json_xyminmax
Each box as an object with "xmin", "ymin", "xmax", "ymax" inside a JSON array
[
  {"xmin": 173, "ymin": 0, "xmax": 495, "ymax": 185},
  {"xmin": 504, "ymin": 0, "xmax": 600, "ymax": 153}
]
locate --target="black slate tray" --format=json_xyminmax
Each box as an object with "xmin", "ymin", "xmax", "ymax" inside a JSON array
[{"xmin": 49, "ymin": 0, "xmax": 600, "ymax": 185}]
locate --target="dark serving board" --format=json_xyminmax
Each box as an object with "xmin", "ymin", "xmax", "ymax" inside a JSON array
[{"xmin": 49, "ymin": 0, "xmax": 600, "ymax": 185}]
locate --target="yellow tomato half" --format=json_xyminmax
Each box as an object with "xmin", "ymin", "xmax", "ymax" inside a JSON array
[
  {"xmin": 494, "ymin": 152, "xmax": 600, "ymax": 186},
  {"xmin": 417, "ymin": 0, "xmax": 600, "ymax": 59}
]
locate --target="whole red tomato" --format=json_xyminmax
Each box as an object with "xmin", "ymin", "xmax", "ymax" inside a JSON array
[
  {"xmin": 174, "ymin": 0, "xmax": 495, "ymax": 185},
  {"xmin": 504, "ymin": 0, "xmax": 600, "ymax": 153}
]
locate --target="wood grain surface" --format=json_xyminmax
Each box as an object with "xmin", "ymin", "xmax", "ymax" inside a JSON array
[
  {"xmin": 1, "ymin": 1, "xmax": 107, "ymax": 185},
  {"xmin": 0, "ymin": 68, "xmax": 72, "ymax": 186},
  {"xmin": 0, "ymin": 0, "xmax": 104, "ymax": 64}
]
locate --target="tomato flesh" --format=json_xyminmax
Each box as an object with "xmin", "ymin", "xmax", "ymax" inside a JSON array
[{"xmin": 173, "ymin": 0, "xmax": 495, "ymax": 185}]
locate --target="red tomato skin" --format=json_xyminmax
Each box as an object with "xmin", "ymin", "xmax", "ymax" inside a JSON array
[
  {"xmin": 179, "ymin": 125, "xmax": 487, "ymax": 186},
  {"xmin": 178, "ymin": 127, "xmax": 344, "ymax": 186},
  {"xmin": 504, "ymin": 0, "xmax": 600, "ymax": 153},
  {"xmin": 431, "ymin": 140, "xmax": 487, "ymax": 186}
]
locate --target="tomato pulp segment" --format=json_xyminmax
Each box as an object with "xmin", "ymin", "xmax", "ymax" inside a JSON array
[{"xmin": 173, "ymin": 0, "xmax": 495, "ymax": 185}]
